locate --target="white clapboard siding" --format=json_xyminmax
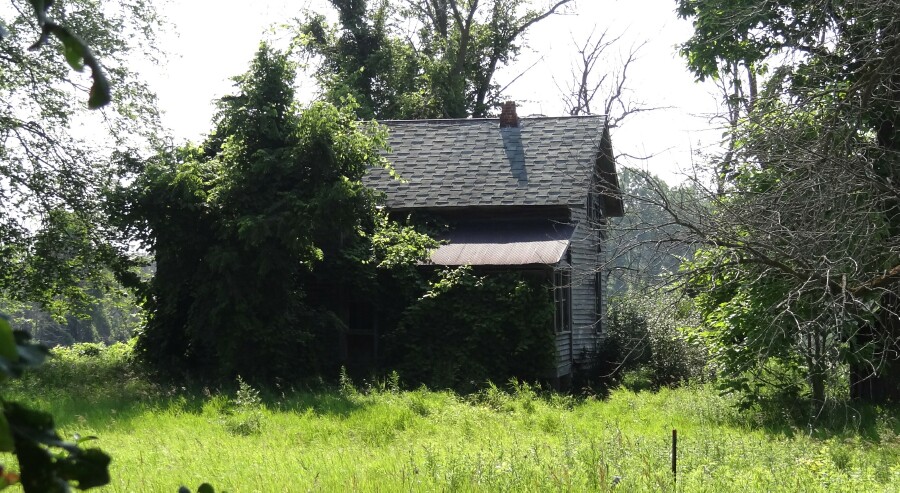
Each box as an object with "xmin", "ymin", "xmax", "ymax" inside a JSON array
[
  {"xmin": 555, "ymin": 331, "xmax": 572, "ymax": 377},
  {"xmin": 567, "ymin": 205, "xmax": 601, "ymax": 370}
]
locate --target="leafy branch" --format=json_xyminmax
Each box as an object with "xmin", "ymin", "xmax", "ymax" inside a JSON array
[
  {"xmin": 0, "ymin": 315, "xmax": 111, "ymax": 492},
  {"xmin": 0, "ymin": 0, "xmax": 111, "ymax": 108}
]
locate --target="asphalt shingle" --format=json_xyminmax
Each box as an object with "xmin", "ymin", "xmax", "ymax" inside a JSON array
[{"xmin": 364, "ymin": 116, "xmax": 606, "ymax": 209}]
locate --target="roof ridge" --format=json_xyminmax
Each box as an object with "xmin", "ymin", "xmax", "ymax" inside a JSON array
[{"xmin": 377, "ymin": 115, "xmax": 605, "ymax": 124}]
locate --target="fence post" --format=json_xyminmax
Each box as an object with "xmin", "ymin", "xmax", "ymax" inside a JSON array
[{"xmin": 671, "ymin": 428, "xmax": 678, "ymax": 486}]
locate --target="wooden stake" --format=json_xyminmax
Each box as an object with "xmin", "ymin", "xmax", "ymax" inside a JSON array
[{"xmin": 671, "ymin": 429, "xmax": 678, "ymax": 484}]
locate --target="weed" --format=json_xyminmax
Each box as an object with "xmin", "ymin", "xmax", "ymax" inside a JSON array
[
  {"xmin": 338, "ymin": 366, "xmax": 358, "ymax": 398},
  {"xmin": 828, "ymin": 443, "xmax": 852, "ymax": 471},
  {"xmin": 222, "ymin": 376, "xmax": 264, "ymax": 436}
]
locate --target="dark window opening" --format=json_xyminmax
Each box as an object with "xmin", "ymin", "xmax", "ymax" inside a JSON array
[
  {"xmin": 588, "ymin": 192, "xmax": 603, "ymax": 252},
  {"xmin": 595, "ymin": 271, "xmax": 603, "ymax": 333},
  {"xmin": 554, "ymin": 269, "xmax": 572, "ymax": 333}
]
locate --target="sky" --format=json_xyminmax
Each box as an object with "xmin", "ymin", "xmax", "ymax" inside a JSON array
[{"xmin": 145, "ymin": 0, "xmax": 724, "ymax": 183}]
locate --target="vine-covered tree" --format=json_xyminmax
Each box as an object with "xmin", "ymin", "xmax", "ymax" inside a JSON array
[
  {"xmin": 296, "ymin": 0, "xmax": 572, "ymax": 119},
  {"xmin": 121, "ymin": 44, "xmax": 434, "ymax": 382}
]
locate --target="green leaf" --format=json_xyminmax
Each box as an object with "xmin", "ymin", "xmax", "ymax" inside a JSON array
[
  {"xmin": 5, "ymin": 401, "xmax": 111, "ymax": 490},
  {"xmin": 0, "ymin": 329, "xmax": 48, "ymax": 378},
  {"xmin": 26, "ymin": 23, "xmax": 111, "ymax": 108},
  {"xmin": 16, "ymin": 440, "xmax": 63, "ymax": 493},
  {"xmin": 4, "ymin": 402, "xmax": 58, "ymax": 443},
  {"xmin": 0, "ymin": 412, "xmax": 15, "ymax": 452},
  {"xmin": 44, "ymin": 25, "xmax": 87, "ymax": 71},
  {"xmin": 61, "ymin": 38, "xmax": 86, "ymax": 71},
  {"xmin": 197, "ymin": 483, "xmax": 216, "ymax": 493},
  {"xmin": 15, "ymin": 331, "xmax": 49, "ymax": 369},
  {"xmin": 0, "ymin": 316, "xmax": 17, "ymax": 362},
  {"xmin": 88, "ymin": 73, "xmax": 111, "ymax": 109},
  {"xmin": 57, "ymin": 448, "xmax": 111, "ymax": 489},
  {"xmin": 73, "ymin": 434, "xmax": 98, "ymax": 445}
]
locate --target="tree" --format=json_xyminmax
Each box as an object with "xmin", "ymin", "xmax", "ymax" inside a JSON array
[
  {"xmin": 604, "ymin": 167, "xmax": 699, "ymax": 294},
  {"xmin": 667, "ymin": 0, "xmax": 900, "ymax": 406},
  {"xmin": 296, "ymin": 0, "xmax": 572, "ymax": 119},
  {"xmin": 1, "ymin": 284, "xmax": 142, "ymax": 347},
  {"xmin": 556, "ymin": 27, "xmax": 654, "ymax": 128},
  {"xmin": 2, "ymin": 0, "xmax": 113, "ymax": 108},
  {"xmin": 0, "ymin": 3, "xmax": 153, "ymax": 488},
  {"xmin": 122, "ymin": 44, "xmax": 433, "ymax": 382},
  {"xmin": 602, "ymin": 289, "xmax": 707, "ymax": 389},
  {"xmin": 0, "ymin": 0, "xmax": 162, "ymax": 314}
]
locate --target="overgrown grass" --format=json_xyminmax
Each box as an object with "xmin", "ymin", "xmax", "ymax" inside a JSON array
[{"xmin": 6, "ymin": 344, "xmax": 900, "ymax": 492}]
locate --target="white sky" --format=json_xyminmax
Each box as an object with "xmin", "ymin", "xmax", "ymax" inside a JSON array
[{"xmin": 145, "ymin": 0, "xmax": 725, "ymax": 183}]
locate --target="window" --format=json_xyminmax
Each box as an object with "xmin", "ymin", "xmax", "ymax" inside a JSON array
[
  {"xmin": 595, "ymin": 271, "xmax": 603, "ymax": 332},
  {"xmin": 588, "ymin": 191, "xmax": 604, "ymax": 252},
  {"xmin": 554, "ymin": 269, "xmax": 572, "ymax": 333}
]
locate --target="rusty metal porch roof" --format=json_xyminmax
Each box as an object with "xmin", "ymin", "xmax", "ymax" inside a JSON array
[{"xmin": 429, "ymin": 220, "xmax": 574, "ymax": 266}]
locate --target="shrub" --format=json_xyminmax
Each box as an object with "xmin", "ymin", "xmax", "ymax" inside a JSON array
[
  {"xmin": 599, "ymin": 291, "xmax": 708, "ymax": 389},
  {"xmin": 385, "ymin": 267, "xmax": 555, "ymax": 391},
  {"xmin": 15, "ymin": 340, "xmax": 158, "ymax": 401}
]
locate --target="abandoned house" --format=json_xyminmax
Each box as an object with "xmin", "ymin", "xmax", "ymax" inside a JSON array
[{"xmin": 363, "ymin": 102, "xmax": 624, "ymax": 380}]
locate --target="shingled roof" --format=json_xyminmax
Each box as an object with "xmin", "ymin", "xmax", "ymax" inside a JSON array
[{"xmin": 364, "ymin": 115, "xmax": 613, "ymax": 210}]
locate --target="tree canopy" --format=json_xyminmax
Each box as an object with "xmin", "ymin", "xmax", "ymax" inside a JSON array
[
  {"xmin": 671, "ymin": 0, "xmax": 900, "ymax": 405},
  {"xmin": 296, "ymin": 0, "xmax": 571, "ymax": 119},
  {"xmin": 0, "ymin": 0, "xmax": 162, "ymax": 314}
]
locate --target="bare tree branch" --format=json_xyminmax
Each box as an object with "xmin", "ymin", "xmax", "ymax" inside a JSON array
[{"xmin": 556, "ymin": 27, "xmax": 666, "ymax": 128}]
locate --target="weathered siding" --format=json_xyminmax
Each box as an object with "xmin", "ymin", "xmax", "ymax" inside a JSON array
[
  {"xmin": 598, "ymin": 218, "xmax": 609, "ymax": 335},
  {"xmin": 555, "ymin": 332, "xmax": 572, "ymax": 377},
  {"xmin": 568, "ymin": 205, "xmax": 601, "ymax": 370}
]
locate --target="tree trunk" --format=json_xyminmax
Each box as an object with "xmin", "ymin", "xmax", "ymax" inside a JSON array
[
  {"xmin": 810, "ymin": 370, "xmax": 826, "ymax": 407},
  {"xmin": 850, "ymin": 291, "xmax": 900, "ymax": 403},
  {"xmin": 807, "ymin": 331, "xmax": 827, "ymax": 406}
]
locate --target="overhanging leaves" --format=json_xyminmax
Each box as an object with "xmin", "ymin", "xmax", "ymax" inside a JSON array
[{"xmin": 25, "ymin": 11, "xmax": 111, "ymax": 109}]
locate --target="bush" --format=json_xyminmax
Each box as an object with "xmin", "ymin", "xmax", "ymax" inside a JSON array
[
  {"xmin": 385, "ymin": 268, "xmax": 555, "ymax": 391},
  {"xmin": 599, "ymin": 292, "xmax": 708, "ymax": 389}
]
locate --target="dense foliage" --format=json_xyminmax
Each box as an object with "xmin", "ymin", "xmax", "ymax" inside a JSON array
[
  {"xmin": 386, "ymin": 267, "xmax": 556, "ymax": 390},
  {"xmin": 0, "ymin": 315, "xmax": 112, "ymax": 492},
  {"xmin": 673, "ymin": 0, "xmax": 900, "ymax": 405},
  {"xmin": 123, "ymin": 46, "xmax": 374, "ymax": 379},
  {"xmin": 600, "ymin": 292, "xmax": 707, "ymax": 390},
  {"xmin": 295, "ymin": 0, "xmax": 571, "ymax": 119},
  {"xmin": 119, "ymin": 44, "xmax": 436, "ymax": 383},
  {"xmin": 0, "ymin": 0, "xmax": 162, "ymax": 315}
]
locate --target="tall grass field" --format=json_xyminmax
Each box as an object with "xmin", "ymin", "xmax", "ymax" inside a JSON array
[{"xmin": 7, "ymin": 343, "xmax": 900, "ymax": 492}]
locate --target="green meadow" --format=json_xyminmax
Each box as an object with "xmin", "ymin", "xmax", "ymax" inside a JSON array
[{"xmin": 8, "ymin": 344, "xmax": 900, "ymax": 492}]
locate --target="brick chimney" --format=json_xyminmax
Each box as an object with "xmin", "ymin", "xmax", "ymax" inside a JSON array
[{"xmin": 499, "ymin": 101, "xmax": 519, "ymax": 128}]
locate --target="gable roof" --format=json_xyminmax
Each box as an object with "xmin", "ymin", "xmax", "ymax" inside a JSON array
[{"xmin": 364, "ymin": 116, "xmax": 621, "ymax": 213}]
